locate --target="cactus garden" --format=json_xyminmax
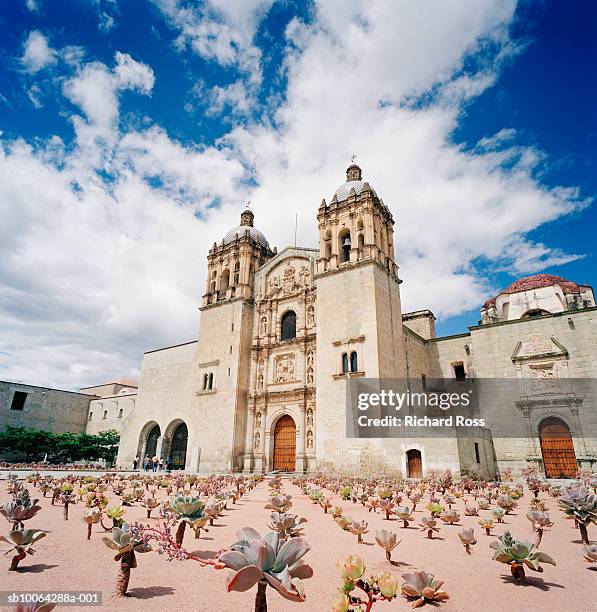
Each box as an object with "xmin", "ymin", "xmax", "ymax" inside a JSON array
[{"xmin": 1, "ymin": 467, "xmax": 596, "ymax": 611}]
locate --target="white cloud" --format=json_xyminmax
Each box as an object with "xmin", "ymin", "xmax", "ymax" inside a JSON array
[
  {"xmin": 21, "ymin": 31, "xmax": 56, "ymax": 73},
  {"xmin": 25, "ymin": 0, "xmax": 40, "ymax": 13},
  {"xmin": 1, "ymin": 0, "xmax": 591, "ymax": 389}
]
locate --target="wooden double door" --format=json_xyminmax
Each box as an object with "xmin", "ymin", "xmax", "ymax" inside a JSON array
[
  {"xmin": 539, "ymin": 418, "xmax": 578, "ymax": 478},
  {"xmin": 273, "ymin": 415, "xmax": 296, "ymax": 472}
]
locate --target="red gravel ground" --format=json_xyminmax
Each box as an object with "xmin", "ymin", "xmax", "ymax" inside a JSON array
[{"xmin": 2, "ymin": 476, "xmax": 596, "ymax": 612}]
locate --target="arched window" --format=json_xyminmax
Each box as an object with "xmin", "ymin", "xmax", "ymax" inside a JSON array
[
  {"xmin": 342, "ymin": 352, "xmax": 349, "ymax": 374},
  {"xmin": 521, "ymin": 309, "xmax": 550, "ymax": 319},
  {"xmin": 221, "ymin": 269, "xmax": 230, "ymax": 290},
  {"xmin": 281, "ymin": 310, "xmax": 297, "ymax": 341},
  {"xmin": 340, "ymin": 231, "xmax": 351, "ymax": 262},
  {"xmin": 350, "ymin": 351, "xmax": 358, "ymax": 372},
  {"xmin": 208, "ymin": 373, "xmax": 214, "ymax": 390},
  {"xmin": 202, "ymin": 373, "xmax": 208, "ymax": 390}
]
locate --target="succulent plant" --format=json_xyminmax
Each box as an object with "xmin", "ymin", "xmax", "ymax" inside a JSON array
[
  {"xmin": 267, "ymin": 512, "xmax": 307, "ymax": 538},
  {"xmin": 335, "ymin": 515, "xmax": 353, "ymax": 531},
  {"xmin": 366, "ymin": 497, "xmax": 380, "ymax": 513},
  {"xmin": 349, "ymin": 519, "xmax": 369, "ymax": 544},
  {"xmin": 439, "ymin": 510, "xmax": 460, "ymax": 525},
  {"xmin": 106, "ymin": 505, "xmax": 126, "ymax": 528},
  {"xmin": 425, "ymin": 502, "xmax": 444, "ymax": 517},
  {"xmin": 478, "ymin": 517, "xmax": 494, "ymax": 536},
  {"xmin": 142, "ymin": 496, "xmax": 160, "ymax": 518},
  {"xmin": 496, "ymin": 494, "xmax": 516, "ymax": 513},
  {"xmin": 490, "ymin": 530, "xmax": 556, "ymax": 582},
  {"xmin": 379, "ymin": 498, "xmax": 396, "ymax": 520},
  {"xmin": 204, "ymin": 499, "xmax": 223, "ymax": 526},
  {"xmin": 13, "ymin": 603, "xmax": 56, "ymax": 612},
  {"xmin": 60, "ymin": 493, "xmax": 76, "ymax": 520},
  {"xmin": 400, "ymin": 570, "xmax": 449, "ymax": 608},
  {"xmin": 419, "ymin": 517, "xmax": 440, "ymax": 539},
  {"xmin": 458, "ymin": 528, "xmax": 477, "ymax": 553},
  {"xmin": 375, "ymin": 529, "xmax": 401, "ymax": 562},
  {"xmin": 557, "ymin": 486, "xmax": 597, "ymax": 545},
  {"xmin": 103, "ymin": 524, "xmax": 151, "ymax": 596},
  {"xmin": 340, "ymin": 485, "xmax": 352, "ymax": 500},
  {"xmin": 583, "ymin": 543, "xmax": 597, "ymax": 564},
  {"xmin": 265, "ymin": 494, "xmax": 293, "ymax": 513},
  {"xmin": 526, "ymin": 510, "xmax": 553, "ymax": 545},
  {"xmin": 320, "ymin": 497, "xmax": 333, "ymax": 513},
  {"xmin": 170, "ymin": 495, "xmax": 206, "ymax": 544},
  {"xmin": 0, "ymin": 499, "xmax": 42, "ymax": 530},
  {"xmin": 83, "ymin": 508, "xmax": 102, "ymax": 540},
  {"xmin": 1, "ymin": 529, "xmax": 46, "ymax": 570},
  {"xmin": 491, "ymin": 507, "xmax": 505, "ymax": 523},
  {"xmin": 394, "ymin": 505, "xmax": 414, "ymax": 528},
  {"xmin": 218, "ymin": 527, "xmax": 312, "ymax": 610},
  {"xmin": 330, "ymin": 505, "xmax": 343, "ymax": 519},
  {"xmin": 464, "ymin": 505, "xmax": 479, "ymax": 516}
]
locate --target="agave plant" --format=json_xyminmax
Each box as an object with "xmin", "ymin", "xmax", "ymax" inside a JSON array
[
  {"xmin": 267, "ymin": 513, "xmax": 307, "ymax": 539},
  {"xmin": 477, "ymin": 499, "xmax": 490, "ymax": 510},
  {"xmin": 400, "ymin": 571, "xmax": 449, "ymax": 608},
  {"xmin": 375, "ymin": 529, "xmax": 400, "ymax": 562},
  {"xmin": 526, "ymin": 510, "xmax": 553, "ymax": 546},
  {"xmin": 557, "ymin": 486, "xmax": 597, "ymax": 545},
  {"xmin": 171, "ymin": 495, "xmax": 206, "ymax": 544},
  {"xmin": 218, "ymin": 527, "xmax": 312, "ymax": 612},
  {"xmin": 395, "ymin": 506, "xmax": 415, "ymax": 528},
  {"xmin": 103, "ymin": 524, "xmax": 151, "ymax": 596},
  {"xmin": 458, "ymin": 528, "xmax": 477, "ymax": 554},
  {"xmin": 349, "ymin": 519, "xmax": 369, "ymax": 544},
  {"xmin": 439, "ymin": 510, "xmax": 460, "ymax": 525},
  {"xmin": 1, "ymin": 529, "xmax": 46, "ymax": 570},
  {"xmin": 478, "ymin": 517, "xmax": 494, "ymax": 536},
  {"xmin": 419, "ymin": 517, "xmax": 440, "ymax": 539},
  {"xmin": 83, "ymin": 508, "xmax": 102, "ymax": 540},
  {"xmin": 490, "ymin": 530, "xmax": 556, "ymax": 582},
  {"xmin": 464, "ymin": 505, "xmax": 479, "ymax": 516}
]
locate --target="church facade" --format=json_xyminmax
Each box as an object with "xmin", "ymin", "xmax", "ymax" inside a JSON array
[{"xmin": 108, "ymin": 163, "xmax": 597, "ymax": 478}]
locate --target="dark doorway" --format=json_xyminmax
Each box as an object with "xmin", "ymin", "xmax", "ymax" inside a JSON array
[
  {"xmin": 407, "ymin": 449, "xmax": 422, "ymax": 478},
  {"xmin": 170, "ymin": 423, "xmax": 188, "ymax": 470}
]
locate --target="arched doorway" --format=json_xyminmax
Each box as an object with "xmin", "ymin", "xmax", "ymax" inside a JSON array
[
  {"xmin": 170, "ymin": 422, "xmax": 188, "ymax": 470},
  {"xmin": 406, "ymin": 449, "xmax": 422, "ymax": 478},
  {"xmin": 539, "ymin": 417, "xmax": 577, "ymax": 478},
  {"xmin": 273, "ymin": 415, "xmax": 296, "ymax": 472},
  {"xmin": 145, "ymin": 424, "xmax": 160, "ymax": 458}
]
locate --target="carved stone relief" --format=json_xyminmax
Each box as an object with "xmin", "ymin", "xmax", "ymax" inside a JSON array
[{"xmin": 274, "ymin": 353, "xmax": 296, "ymax": 383}]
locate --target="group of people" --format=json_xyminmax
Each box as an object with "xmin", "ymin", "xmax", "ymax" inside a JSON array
[{"xmin": 132, "ymin": 455, "xmax": 173, "ymax": 472}]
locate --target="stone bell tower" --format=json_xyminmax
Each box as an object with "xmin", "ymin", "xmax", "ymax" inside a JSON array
[
  {"xmin": 194, "ymin": 207, "xmax": 274, "ymax": 471},
  {"xmin": 314, "ymin": 162, "xmax": 407, "ymax": 472}
]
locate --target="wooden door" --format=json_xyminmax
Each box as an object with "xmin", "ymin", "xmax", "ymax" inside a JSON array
[
  {"xmin": 539, "ymin": 418, "xmax": 577, "ymax": 478},
  {"xmin": 273, "ymin": 415, "xmax": 296, "ymax": 472},
  {"xmin": 407, "ymin": 449, "xmax": 422, "ymax": 479}
]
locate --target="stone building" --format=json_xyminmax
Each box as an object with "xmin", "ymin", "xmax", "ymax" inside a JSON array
[
  {"xmin": 111, "ymin": 163, "xmax": 597, "ymax": 478},
  {"xmin": 82, "ymin": 380, "xmax": 138, "ymax": 438}
]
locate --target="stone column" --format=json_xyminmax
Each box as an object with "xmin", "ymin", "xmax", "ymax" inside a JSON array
[
  {"xmin": 243, "ymin": 406, "xmax": 256, "ymax": 472},
  {"xmin": 295, "ymin": 402, "xmax": 307, "ymax": 473}
]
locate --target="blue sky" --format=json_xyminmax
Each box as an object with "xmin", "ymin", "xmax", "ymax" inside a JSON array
[{"xmin": 0, "ymin": 0, "xmax": 595, "ymax": 388}]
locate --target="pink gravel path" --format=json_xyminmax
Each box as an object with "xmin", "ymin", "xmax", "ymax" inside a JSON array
[{"xmin": 1, "ymin": 477, "xmax": 595, "ymax": 612}]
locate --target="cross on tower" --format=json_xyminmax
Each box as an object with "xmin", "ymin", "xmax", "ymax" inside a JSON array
[
  {"xmin": 350, "ymin": 154, "xmax": 357, "ymax": 163},
  {"xmin": 245, "ymin": 200, "xmax": 252, "ymax": 209}
]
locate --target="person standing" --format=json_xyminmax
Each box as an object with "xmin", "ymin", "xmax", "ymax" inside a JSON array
[
  {"xmin": 133, "ymin": 456, "xmax": 139, "ymax": 471},
  {"xmin": 152, "ymin": 455, "xmax": 159, "ymax": 472},
  {"xmin": 159, "ymin": 456, "xmax": 164, "ymax": 471},
  {"xmin": 144, "ymin": 455, "xmax": 150, "ymax": 471},
  {"xmin": 166, "ymin": 456, "xmax": 173, "ymax": 473}
]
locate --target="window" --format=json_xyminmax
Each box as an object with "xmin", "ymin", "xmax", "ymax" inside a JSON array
[
  {"xmin": 340, "ymin": 231, "xmax": 351, "ymax": 262},
  {"xmin": 453, "ymin": 363, "xmax": 466, "ymax": 381},
  {"xmin": 350, "ymin": 351, "xmax": 358, "ymax": 372},
  {"xmin": 208, "ymin": 373, "xmax": 214, "ymax": 390},
  {"xmin": 102, "ymin": 410, "xmax": 107, "ymax": 419},
  {"xmin": 118, "ymin": 408, "xmax": 123, "ymax": 418},
  {"xmin": 88, "ymin": 412, "xmax": 93, "ymax": 421},
  {"xmin": 474, "ymin": 442, "xmax": 481, "ymax": 464},
  {"xmin": 202, "ymin": 373, "xmax": 208, "ymax": 390},
  {"xmin": 10, "ymin": 391, "xmax": 27, "ymax": 411},
  {"xmin": 280, "ymin": 310, "xmax": 297, "ymax": 341},
  {"xmin": 342, "ymin": 353, "xmax": 349, "ymax": 374},
  {"xmin": 421, "ymin": 374, "xmax": 427, "ymax": 390}
]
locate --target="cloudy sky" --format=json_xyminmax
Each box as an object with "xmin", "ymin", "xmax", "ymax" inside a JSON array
[{"xmin": 0, "ymin": 0, "xmax": 595, "ymax": 390}]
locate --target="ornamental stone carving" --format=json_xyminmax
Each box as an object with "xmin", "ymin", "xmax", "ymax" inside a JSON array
[
  {"xmin": 283, "ymin": 264, "xmax": 296, "ymax": 295},
  {"xmin": 274, "ymin": 353, "xmax": 296, "ymax": 383}
]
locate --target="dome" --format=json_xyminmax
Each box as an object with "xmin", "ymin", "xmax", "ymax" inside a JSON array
[
  {"xmin": 223, "ymin": 225, "xmax": 269, "ymax": 248},
  {"xmin": 333, "ymin": 162, "xmax": 377, "ymax": 202},
  {"xmin": 333, "ymin": 180, "xmax": 377, "ymax": 202},
  {"xmin": 483, "ymin": 274, "xmax": 581, "ymax": 309}
]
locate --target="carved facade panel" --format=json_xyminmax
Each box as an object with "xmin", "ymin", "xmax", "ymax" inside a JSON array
[{"xmin": 274, "ymin": 353, "xmax": 296, "ymax": 383}]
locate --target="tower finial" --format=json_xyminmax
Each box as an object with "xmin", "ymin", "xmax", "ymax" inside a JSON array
[
  {"xmin": 350, "ymin": 154, "xmax": 357, "ymax": 163},
  {"xmin": 346, "ymin": 156, "xmax": 362, "ymax": 181},
  {"xmin": 240, "ymin": 201, "xmax": 254, "ymax": 227}
]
